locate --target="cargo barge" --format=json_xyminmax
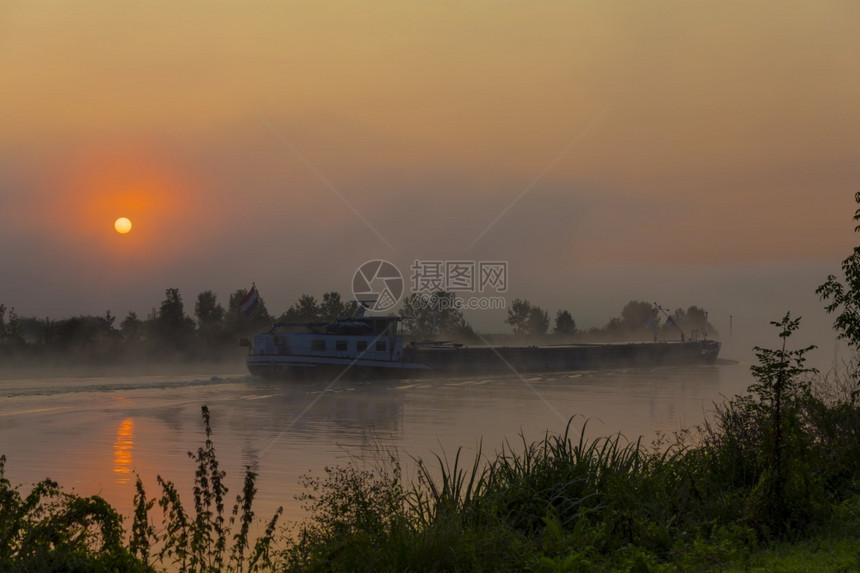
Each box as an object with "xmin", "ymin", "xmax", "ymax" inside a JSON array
[{"xmin": 241, "ymin": 315, "xmax": 720, "ymax": 380}]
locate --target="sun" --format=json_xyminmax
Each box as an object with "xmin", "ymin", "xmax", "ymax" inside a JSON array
[{"xmin": 114, "ymin": 217, "xmax": 133, "ymax": 234}]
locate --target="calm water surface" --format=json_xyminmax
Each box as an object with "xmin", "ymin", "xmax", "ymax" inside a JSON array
[{"xmin": 0, "ymin": 360, "xmax": 751, "ymax": 526}]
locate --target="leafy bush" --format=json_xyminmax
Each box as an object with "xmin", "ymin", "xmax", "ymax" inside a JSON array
[
  {"xmin": 133, "ymin": 405, "xmax": 283, "ymax": 573},
  {"xmin": 0, "ymin": 455, "xmax": 150, "ymax": 572}
]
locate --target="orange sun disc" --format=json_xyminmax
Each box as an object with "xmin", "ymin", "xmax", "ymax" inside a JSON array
[{"xmin": 114, "ymin": 217, "xmax": 133, "ymax": 234}]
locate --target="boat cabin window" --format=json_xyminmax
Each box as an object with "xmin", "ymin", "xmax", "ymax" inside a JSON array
[
  {"xmin": 335, "ymin": 340, "xmax": 347, "ymax": 352},
  {"xmin": 356, "ymin": 341, "xmax": 367, "ymax": 352},
  {"xmin": 376, "ymin": 341, "xmax": 386, "ymax": 352},
  {"xmin": 311, "ymin": 340, "xmax": 326, "ymax": 351}
]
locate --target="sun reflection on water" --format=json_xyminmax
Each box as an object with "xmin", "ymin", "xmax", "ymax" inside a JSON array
[{"xmin": 113, "ymin": 418, "xmax": 134, "ymax": 484}]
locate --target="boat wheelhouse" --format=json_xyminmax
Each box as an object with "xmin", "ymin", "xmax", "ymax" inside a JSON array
[{"xmin": 242, "ymin": 315, "xmax": 430, "ymax": 379}]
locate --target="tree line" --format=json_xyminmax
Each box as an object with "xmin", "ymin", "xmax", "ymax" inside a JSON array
[
  {"xmin": 0, "ymin": 288, "xmax": 373, "ymax": 365},
  {"xmin": 0, "ymin": 287, "xmax": 268, "ymax": 365},
  {"xmin": 397, "ymin": 291, "xmax": 715, "ymax": 342},
  {"xmin": 503, "ymin": 298, "xmax": 715, "ymax": 342},
  {"xmin": 0, "ymin": 287, "xmax": 716, "ymax": 367}
]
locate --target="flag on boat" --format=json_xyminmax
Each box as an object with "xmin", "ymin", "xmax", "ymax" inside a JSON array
[{"xmin": 240, "ymin": 284, "xmax": 260, "ymax": 316}]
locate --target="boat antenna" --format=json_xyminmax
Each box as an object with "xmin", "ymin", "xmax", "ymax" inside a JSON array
[
  {"xmin": 654, "ymin": 303, "xmax": 686, "ymax": 342},
  {"xmin": 356, "ymin": 300, "xmax": 374, "ymax": 318}
]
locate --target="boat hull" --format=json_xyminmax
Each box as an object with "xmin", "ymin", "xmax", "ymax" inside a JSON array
[
  {"xmin": 246, "ymin": 339, "xmax": 720, "ymax": 380},
  {"xmin": 403, "ymin": 340, "xmax": 721, "ymax": 374},
  {"xmin": 246, "ymin": 354, "xmax": 430, "ymax": 380}
]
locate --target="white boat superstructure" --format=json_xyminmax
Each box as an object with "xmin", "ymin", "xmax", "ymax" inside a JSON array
[{"xmin": 242, "ymin": 316, "xmax": 430, "ymax": 379}]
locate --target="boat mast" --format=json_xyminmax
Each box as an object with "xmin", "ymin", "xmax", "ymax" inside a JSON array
[{"xmin": 654, "ymin": 303, "xmax": 686, "ymax": 341}]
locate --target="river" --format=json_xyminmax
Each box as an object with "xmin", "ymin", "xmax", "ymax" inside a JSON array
[{"xmin": 0, "ymin": 358, "xmax": 751, "ymax": 528}]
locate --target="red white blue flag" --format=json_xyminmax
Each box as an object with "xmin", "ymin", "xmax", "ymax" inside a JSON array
[{"xmin": 240, "ymin": 284, "xmax": 260, "ymax": 316}]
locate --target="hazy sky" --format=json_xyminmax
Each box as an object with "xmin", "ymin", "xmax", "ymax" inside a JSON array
[{"xmin": 2, "ymin": 1, "xmax": 859, "ymax": 354}]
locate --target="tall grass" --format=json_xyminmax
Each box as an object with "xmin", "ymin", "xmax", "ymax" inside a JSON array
[
  {"xmin": 280, "ymin": 356, "xmax": 860, "ymax": 571},
  {"xmin": 279, "ymin": 420, "xmax": 715, "ymax": 571}
]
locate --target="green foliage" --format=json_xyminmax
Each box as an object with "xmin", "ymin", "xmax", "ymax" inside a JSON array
[
  {"xmin": 129, "ymin": 476, "xmax": 155, "ymax": 565},
  {"xmin": 817, "ymin": 191, "xmax": 860, "ymax": 353},
  {"xmin": 746, "ymin": 313, "xmax": 819, "ymax": 535},
  {"xmin": 283, "ymin": 458, "xmax": 412, "ymax": 572},
  {"xmin": 140, "ymin": 406, "xmax": 282, "ymax": 572},
  {"xmin": 409, "ymin": 445, "xmax": 489, "ymax": 529},
  {"xmin": 0, "ymin": 455, "xmax": 150, "ymax": 571}
]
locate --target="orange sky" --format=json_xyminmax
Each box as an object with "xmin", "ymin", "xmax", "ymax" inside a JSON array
[{"xmin": 2, "ymin": 1, "xmax": 859, "ymax": 339}]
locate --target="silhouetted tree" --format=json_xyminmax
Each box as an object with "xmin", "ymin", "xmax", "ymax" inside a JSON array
[
  {"xmin": 506, "ymin": 298, "xmax": 532, "ymax": 337},
  {"xmin": 677, "ymin": 305, "xmax": 713, "ymax": 337},
  {"xmin": 654, "ymin": 304, "xmax": 717, "ymax": 340},
  {"xmin": 12, "ymin": 316, "xmax": 41, "ymax": 347},
  {"xmin": 604, "ymin": 317, "xmax": 623, "ymax": 338},
  {"xmin": 399, "ymin": 291, "xmax": 475, "ymax": 340},
  {"xmin": 601, "ymin": 301, "xmax": 657, "ymax": 340},
  {"xmin": 279, "ymin": 294, "xmax": 322, "ymax": 323},
  {"xmin": 194, "ymin": 291, "xmax": 226, "ymax": 349},
  {"xmin": 0, "ymin": 305, "xmax": 23, "ymax": 348},
  {"xmin": 195, "ymin": 291, "xmax": 225, "ymax": 328},
  {"xmin": 506, "ymin": 298, "xmax": 550, "ymax": 337},
  {"xmin": 620, "ymin": 301, "xmax": 657, "ymax": 332},
  {"xmin": 319, "ymin": 292, "xmax": 359, "ymax": 321},
  {"xmin": 747, "ymin": 313, "xmax": 817, "ymax": 532},
  {"xmin": 553, "ymin": 310, "xmax": 577, "ymax": 336},
  {"xmin": 121, "ymin": 312, "xmax": 144, "ymax": 343},
  {"xmin": 527, "ymin": 306, "xmax": 550, "ymax": 336},
  {"xmin": 40, "ymin": 313, "xmax": 121, "ymax": 360},
  {"xmin": 154, "ymin": 288, "xmax": 195, "ymax": 349}
]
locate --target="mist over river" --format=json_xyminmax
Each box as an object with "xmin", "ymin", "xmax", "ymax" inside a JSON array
[{"xmin": 1, "ymin": 358, "xmax": 753, "ymax": 526}]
